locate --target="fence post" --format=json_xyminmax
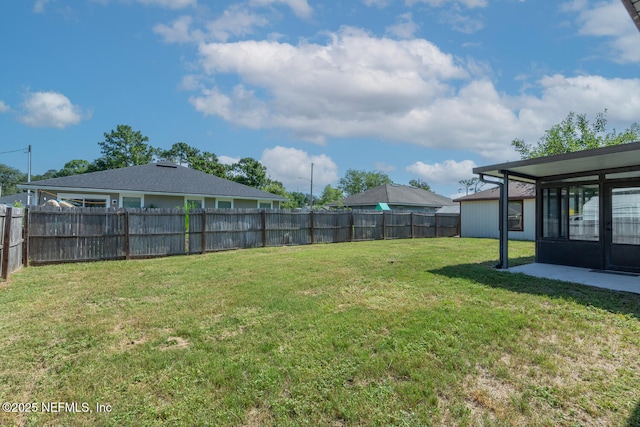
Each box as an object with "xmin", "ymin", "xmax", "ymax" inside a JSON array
[
  {"xmin": 382, "ymin": 211, "xmax": 387, "ymax": 240},
  {"xmin": 124, "ymin": 211, "xmax": 131, "ymax": 260},
  {"xmin": 262, "ymin": 209, "xmax": 267, "ymax": 247},
  {"xmin": 22, "ymin": 208, "xmax": 29, "ymax": 267},
  {"xmin": 201, "ymin": 210, "xmax": 206, "ymax": 254},
  {"xmin": 410, "ymin": 212, "xmax": 415, "ymax": 238},
  {"xmin": 435, "ymin": 214, "xmax": 440, "ymax": 238},
  {"xmin": 350, "ymin": 211, "xmax": 354, "ymax": 242},
  {"xmin": 2, "ymin": 207, "xmax": 12, "ymax": 280},
  {"xmin": 309, "ymin": 210, "xmax": 315, "ymax": 244}
]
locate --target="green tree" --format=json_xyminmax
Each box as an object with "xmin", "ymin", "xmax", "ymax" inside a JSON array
[
  {"xmin": 188, "ymin": 151, "xmax": 227, "ymax": 178},
  {"xmin": 158, "ymin": 142, "xmax": 201, "ymax": 166},
  {"xmin": 512, "ymin": 110, "xmax": 640, "ymax": 159},
  {"xmin": 283, "ymin": 191, "xmax": 307, "ymax": 209},
  {"xmin": 93, "ymin": 125, "xmax": 155, "ymax": 170},
  {"xmin": 55, "ymin": 159, "xmax": 91, "ymax": 177},
  {"xmin": 338, "ymin": 169, "xmax": 393, "ymax": 196},
  {"xmin": 227, "ymin": 158, "xmax": 268, "ymax": 188},
  {"xmin": 409, "ymin": 179, "xmax": 431, "ymax": 191},
  {"xmin": 0, "ymin": 164, "xmax": 27, "ymax": 196},
  {"xmin": 458, "ymin": 177, "xmax": 484, "ymax": 196},
  {"xmin": 318, "ymin": 184, "xmax": 344, "ymax": 206}
]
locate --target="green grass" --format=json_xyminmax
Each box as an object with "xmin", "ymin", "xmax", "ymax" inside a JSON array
[{"xmin": 1, "ymin": 238, "xmax": 639, "ymax": 426}]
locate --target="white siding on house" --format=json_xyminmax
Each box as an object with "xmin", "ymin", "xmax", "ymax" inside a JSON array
[{"xmin": 460, "ymin": 199, "xmax": 535, "ymax": 241}]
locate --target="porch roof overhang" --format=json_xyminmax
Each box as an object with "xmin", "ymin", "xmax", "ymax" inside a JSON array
[
  {"xmin": 622, "ymin": 0, "xmax": 640, "ymax": 33},
  {"xmin": 473, "ymin": 141, "xmax": 640, "ymax": 183}
]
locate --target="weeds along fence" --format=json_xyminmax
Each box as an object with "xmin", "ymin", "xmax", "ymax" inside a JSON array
[
  {"xmin": 0, "ymin": 206, "xmax": 25, "ymax": 279},
  {"xmin": 24, "ymin": 206, "xmax": 460, "ymax": 266}
]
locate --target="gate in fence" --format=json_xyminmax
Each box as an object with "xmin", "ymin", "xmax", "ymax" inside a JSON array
[{"xmin": 0, "ymin": 206, "xmax": 25, "ymax": 280}]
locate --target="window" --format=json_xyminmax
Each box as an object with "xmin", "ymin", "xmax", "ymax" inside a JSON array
[
  {"xmin": 543, "ymin": 185, "xmax": 599, "ymax": 241},
  {"xmin": 122, "ymin": 197, "xmax": 142, "ymax": 208},
  {"xmin": 259, "ymin": 202, "xmax": 272, "ymax": 209},
  {"xmin": 569, "ymin": 185, "xmax": 599, "ymax": 241},
  {"xmin": 216, "ymin": 200, "xmax": 232, "ymax": 209},
  {"xmin": 186, "ymin": 199, "xmax": 203, "ymax": 209},
  {"xmin": 611, "ymin": 187, "xmax": 640, "ymax": 245},
  {"xmin": 543, "ymin": 188, "xmax": 567, "ymax": 238},
  {"xmin": 508, "ymin": 201, "xmax": 523, "ymax": 231},
  {"xmin": 58, "ymin": 193, "xmax": 109, "ymax": 208}
]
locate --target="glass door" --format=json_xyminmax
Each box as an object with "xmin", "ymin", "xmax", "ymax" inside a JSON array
[{"xmin": 606, "ymin": 185, "xmax": 640, "ymax": 272}]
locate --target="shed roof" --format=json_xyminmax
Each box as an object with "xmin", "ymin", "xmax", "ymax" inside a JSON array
[
  {"xmin": 474, "ymin": 141, "xmax": 640, "ymax": 182},
  {"xmin": 455, "ymin": 182, "xmax": 535, "ymax": 202},
  {"xmin": 19, "ymin": 161, "xmax": 287, "ymax": 201},
  {"xmin": 0, "ymin": 192, "xmax": 30, "ymax": 206},
  {"xmin": 336, "ymin": 184, "xmax": 454, "ymax": 207}
]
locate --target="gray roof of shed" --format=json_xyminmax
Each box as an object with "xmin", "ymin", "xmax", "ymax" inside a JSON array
[
  {"xmin": 336, "ymin": 184, "xmax": 454, "ymax": 207},
  {"xmin": 19, "ymin": 161, "xmax": 287, "ymax": 201},
  {"xmin": 0, "ymin": 192, "xmax": 30, "ymax": 206}
]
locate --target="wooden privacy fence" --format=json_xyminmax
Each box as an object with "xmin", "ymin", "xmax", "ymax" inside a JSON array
[
  {"xmin": 24, "ymin": 206, "xmax": 460, "ymax": 265},
  {"xmin": 1, "ymin": 206, "xmax": 25, "ymax": 279}
]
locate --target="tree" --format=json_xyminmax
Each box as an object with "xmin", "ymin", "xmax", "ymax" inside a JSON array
[
  {"xmin": 512, "ymin": 110, "xmax": 640, "ymax": 159},
  {"xmin": 409, "ymin": 179, "xmax": 431, "ymax": 191},
  {"xmin": 318, "ymin": 184, "xmax": 344, "ymax": 206},
  {"xmin": 284, "ymin": 191, "xmax": 307, "ymax": 209},
  {"xmin": 458, "ymin": 177, "xmax": 484, "ymax": 195},
  {"xmin": 93, "ymin": 125, "xmax": 155, "ymax": 170},
  {"xmin": 338, "ymin": 169, "xmax": 393, "ymax": 196},
  {"xmin": 227, "ymin": 158, "xmax": 269, "ymax": 188},
  {"xmin": 158, "ymin": 142, "xmax": 201, "ymax": 166},
  {"xmin": 55, "ymin": 159, "xmax": 91, "ymax": 177},
  {"xmin": 189, "ymin": 151, "xmax": 227, "ymax": 178},
  {"xmin": 0, "ymin": 164, "xmax": 27, "ymax": 196}
]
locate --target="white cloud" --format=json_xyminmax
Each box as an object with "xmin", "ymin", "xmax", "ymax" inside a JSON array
[
  {"xmin": 206, "ymin": 5, "xmax": 270, "ymax": 42},
  {"xmin": 218, "ymin": 155, "xmax": 240, "ymax": 165},
  {"xmin": 260, "ymin": 146, "xmax": 339, "ymax": 190},
  {"xmin": 137, "ymin": 0, "xmax": 196, "ymax": 8},
  {"xmin": 184, "ymin": 23, "xmax": 640, "ymax": 163},
  {"xmin": 19, "ymin": 91, "xmax": 89, "ymax": 128},
  {"xmin": 386, "ymin": 13, "xmax": 419, "ymax": 39},
  {"xmin": 0, "ymin": 101, "xmax": 9, "ymax": 113},
  {"xmin": 374, "ymin": 162, "xmax": 396, "ymax": 173},
  {"xmin": 406, "ymin": 0, "xmax": 488, "ymax": 9},
  {"xmin": 33, "ymin": 0, "xmax": 50, "ymax": 13},
  {"xmin": 571, "ymin": 0, "xmax": 640, "ymax": 63},
  {"xmin": 406, "ymin": 159, "xmax": 477, "ymax": 184},
  {"xmin": 154, "ymin": 15, "xmax": 200, "ymax": 43},
  {"xmin": 249, "ymin": 0, "xmax": 313, "ymax": 19}
]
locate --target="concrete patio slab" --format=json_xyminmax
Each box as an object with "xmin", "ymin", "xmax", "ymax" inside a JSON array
[{"xmin": 508, "ymin": 263, "xmax": 640, "ymax": 294}]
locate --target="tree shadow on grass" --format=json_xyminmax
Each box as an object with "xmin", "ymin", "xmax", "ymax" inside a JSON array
[
  {"xmin": 428, "ymin": 257, "xmax": 640, "ymax": 320},
  {"xmin": 628, "ymin": 402, "xmax": 640, "ymax": 427}
]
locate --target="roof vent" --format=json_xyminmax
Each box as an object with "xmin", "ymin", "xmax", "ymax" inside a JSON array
[{"xmin": 156, "ymin": 162, "xmax": 178, "ymax": 168}]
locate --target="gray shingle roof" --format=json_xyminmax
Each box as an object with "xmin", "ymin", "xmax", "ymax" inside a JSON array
[
  {"xmin": 19, "ymin": 162, "xmax": 287, "ymax": 201},
  {"xmin": 454, "ymin": 182, "xmax": 535, "ymax": 202},
  {"xmin": 0, "ymin": 192, "xmax": 30, "ymax": 206},
  {"xmin": 337, "ymin": 184, "xmax": 454, "ymax": 207}
]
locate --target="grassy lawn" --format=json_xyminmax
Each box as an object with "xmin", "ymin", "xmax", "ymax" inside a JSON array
[{"xmin": 1, "ymin": 238, "xmax": 639, "ymax": 426}]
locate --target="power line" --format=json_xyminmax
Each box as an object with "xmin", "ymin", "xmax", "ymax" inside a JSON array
[{"xmin": 0, "ymin": 148, "xmax": 28, "ymax": 155}]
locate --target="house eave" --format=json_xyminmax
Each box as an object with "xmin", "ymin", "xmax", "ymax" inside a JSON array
[{"xmin": 18, "ymin": 184, "xmax": 287, "ymax": 202}]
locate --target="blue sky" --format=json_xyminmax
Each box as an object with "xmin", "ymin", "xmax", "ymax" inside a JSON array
[{"xmin": 1, "ymin": 0, "xmax": 639, "ymax": 198}]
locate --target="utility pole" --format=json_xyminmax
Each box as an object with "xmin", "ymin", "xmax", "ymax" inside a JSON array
[
  {"xmin": 27, "ymin": 145, "xmax": 32, "ymax": 205},
  {"xmin": 310, "ymin": 162, "xmax": 314, "ymax": 210}
]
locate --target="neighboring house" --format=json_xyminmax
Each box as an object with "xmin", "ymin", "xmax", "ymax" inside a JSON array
[
  {"xmin": 330, "ymin": 184, "xmax": 455, "ymax": 213},
  {"xmin": 0, "ymin": 192, "xmax": 30, "ymax": 207},
  {"xmin": 455, "ymin": 182, "xmax": 536, "ymax": 241},
  {"xmin": 18, "ymin": 161, "xmax": 287, "ymax": 209}
]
